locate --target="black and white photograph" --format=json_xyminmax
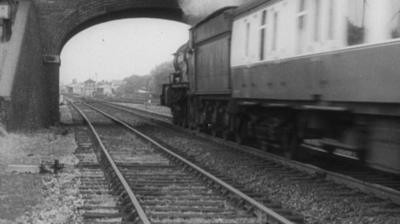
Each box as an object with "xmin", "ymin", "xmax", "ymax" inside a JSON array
[{"xmin": 1, "ymin": 0, "xmax": 400, "ymax": 223}]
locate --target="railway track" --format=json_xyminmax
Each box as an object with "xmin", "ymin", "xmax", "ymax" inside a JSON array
[
  {"xmin": 83, "ymin": 99, "xmax": 400, "ymax": 224},
  {"xmin": 101, "ymin": 101, "xmax": 400, "ymax": 202},
  {"xmin": 69, "ymin": 100, "xmax": 304, "ymax": 224},
  {"xmin": 70, "ymin": 102, "xmax": 149, "ymax": 223}
]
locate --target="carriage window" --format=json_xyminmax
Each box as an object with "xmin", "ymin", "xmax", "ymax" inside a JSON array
[
  {"xmin": 389, "ymin": 0, "xmax": 400, "ymax": 39},
  {"xmin": 272, "ymin": 11, "xmax": 279, "ymax": 51},
  {"xmin": 259, "ymin": 10, "xmax": 267, "ymax": 60},
  {"xmin": 347, "ymin": 0, "xmax": 366, "ymax": 45},
  {"xmin": 297, "ymin": 0, "xmax": 308, "ymax": 53},
  {"xmin": 299, "ymin": 0, "xmax": 306, "ymax": 12},
  {"xmin": 261, "ymin": 10, "xmax": 267, "ymax": 25},
  {"xmin": 314, "ymin": 0, "xmax": 321, "ymax": 42},
  {"xmin": 245, "ymin": 22, "xmax": 250, "ymax": 57},
  {"xmin": 327, "ymin": 0, "xmax": 335, "ymax": 40}
]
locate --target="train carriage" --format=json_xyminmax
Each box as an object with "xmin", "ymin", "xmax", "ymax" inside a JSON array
[
  {"xmin": 162, "ymin": 0, "xmax": 400, "ymax": 174},
  {"xmin": 230, "ymin": 0, "xmax": 400, "ymax": 173}
]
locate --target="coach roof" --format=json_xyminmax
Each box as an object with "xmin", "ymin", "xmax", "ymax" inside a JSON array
[
  {"xmin": 191, "ymin": 6, "xmax": 237, "ymax": 30},
  {"xmin": 234, "ymin": 0, "xmax": 275, "ymax": 17}
]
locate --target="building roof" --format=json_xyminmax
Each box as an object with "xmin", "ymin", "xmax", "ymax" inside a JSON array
[{"xmin": 84, "ymin": 79, "xmax": 95, "ymax": 83}]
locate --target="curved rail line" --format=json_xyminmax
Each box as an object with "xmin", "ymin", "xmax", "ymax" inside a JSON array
[
  {"xmin": 70, "ymin": 101, "xmax": 151, "ymax": 224},
  {"xmin": 70, "ymin": 99, "xmax": 302, "ymax": 224},
  {"xmin": 97, "ymin": 100, "xmax": 400, "ymax": 205}
]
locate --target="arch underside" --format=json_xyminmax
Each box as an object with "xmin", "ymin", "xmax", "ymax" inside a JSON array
[
  {"xmin": 58, "ymin": 7, "xmax": 185, "ymax": 53},
  {"xmin": 34, "ymin": 0, "xmax": 186, "ymax": 54}
]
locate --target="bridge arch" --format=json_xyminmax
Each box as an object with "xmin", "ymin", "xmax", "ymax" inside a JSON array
[
  {"xmin": 59, "ymin": 8, "xmax": 184, "ymax": 54},
  {"xmin": 1, "ymin": 0, "xmax": 193, "ymax": 130},
  {"xmin": 33, "ymin": 0, "xmax": 186, "ymax": 54},
  {"xmin": 36, "ymin": 0, "xmax": 187, "ymax": 126}
]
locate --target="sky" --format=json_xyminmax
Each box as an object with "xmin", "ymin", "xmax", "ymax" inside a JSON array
[
  {"xmin": 60, "ymin": 19, "xmax": 190, "ymax": 85},
  {"xmin": 59, "ymin": 0, "xmax": 250, "ymax": 85}
]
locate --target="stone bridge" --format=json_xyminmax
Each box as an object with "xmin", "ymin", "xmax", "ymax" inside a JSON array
[{"xmin": 0, "ymin": 0, "xmax": 187, "ymax": 131}]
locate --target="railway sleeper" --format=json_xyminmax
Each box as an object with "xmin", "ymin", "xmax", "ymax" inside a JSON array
[{"xmin": 144, "ymin": 206, "xmax": 239, "ymax": 213}]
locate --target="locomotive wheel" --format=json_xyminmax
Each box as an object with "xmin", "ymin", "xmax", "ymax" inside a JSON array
[
  {"xmin": 235, "ymin": 133, "xmax": 244, "ymax": 144},
  {"xmin": 281, "ymin": 126, "xmax": 298, "ymax": 159},
  {"xmin": 222, "ymin": 131, "xmax": 233, "ymax": 141},
  {"xmin": 211, "ymin": 129, "xmax": 219, "ymax": 137},
  {"xmin": 189, "ymin": 122, "xmax": 196, "ymax": 130},
  {"xmin": 260, "ymin": 140, "xmax": 270, "ymax": 151},
  {"xmin": 172, "ymin": 117, "xmax": 179, "ymax": 125},
  {"xmin": 233, "ymin": 114, "xmax": 249, "ymax": 145},
  {"xmin": 235, "ymin": 125, "xmax": 247, "ymax": 145},
  {"xmin": 222, "ymin": 131, "xmax": 228, "ymax": 139},
  {"xmin": 183, "ymin": 122, "xmax": 189, "ymax": 128}
]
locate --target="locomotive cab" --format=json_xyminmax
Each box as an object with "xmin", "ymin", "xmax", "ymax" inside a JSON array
[{"xmin": 160, "ymin": 43, "xmax": 192, "ymax": 125}]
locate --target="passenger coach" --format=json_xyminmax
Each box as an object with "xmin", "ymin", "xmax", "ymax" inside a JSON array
[{"xmin": 162, "ymin": 0, "xmax": 400, "ymax": 174}]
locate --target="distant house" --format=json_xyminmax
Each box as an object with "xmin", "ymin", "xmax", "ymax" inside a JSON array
[
  {"xmin": 66, "ymin": 86, "xmax": 73, "ymax": 94},
  {"xmin": 65, "ymin": 81, "xmax": 83, "ymax": 95},
  {"xmin": 111, "ymin": 80, "xmax": 124, "ymax": 91},
  {"xmin": 96, "ymin": 81, "xmax": 113, "ymax": 97},
  {"xmin": 72, "ymin": 83, "xmax": 84, "ymax": 95},
  {"xmin": 83, "ymin": 79, "xmax": 96, "ymax": 97},
  {"xmin": 137, "ymin": 89, "xmax": 149, "ymax": 94},
  {"xmin": 60, "ymin": 85, "xmax": 68, "ymax": 94}
]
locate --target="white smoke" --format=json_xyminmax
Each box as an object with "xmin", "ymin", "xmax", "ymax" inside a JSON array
[{"xmin": 179, "ymin": 0, "xmax": 251, "ymax": 19}]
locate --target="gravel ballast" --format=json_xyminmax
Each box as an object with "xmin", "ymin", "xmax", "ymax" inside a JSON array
[{"xmin": 95, "ymin": 103, "xmax": 400, "ymax": 224}]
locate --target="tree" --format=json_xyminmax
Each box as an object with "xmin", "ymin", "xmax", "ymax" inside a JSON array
[
  {"xmin": 115, "ymin": 74, "xmax": 151, "ymax": 97},
  {"xmin": 115, "ymin": 61, "xmax": 174, "ymax": 99},
  {"xmin": 148, "ymin": 61, "xmax": 174, "ymax": 96}
]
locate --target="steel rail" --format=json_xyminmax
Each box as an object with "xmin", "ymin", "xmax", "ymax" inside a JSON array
[
  {"xmin": 98, "ymin": 100, "xmax": 400, "ymax": 205},
  {"xmin": 102, "ymin": 101, "xmax": 172, "ymax": 122},
  {"xmin": 107, "ymin": 102, "xmax": 172, "ymax": 119},
  {"xmin": 70, "ymin": 102, "xmax": 151, "ymax": 224},
  {"xmin": 84, "ymin": 102, "xmax": 297, "ymax": 224}
]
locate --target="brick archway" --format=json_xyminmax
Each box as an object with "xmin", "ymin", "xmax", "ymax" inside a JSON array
[
  {"xmin": 34, "ymin": 0, "xmax": 186, "ymax": 126},
  {"xmin": 1, "ymin": 0, "xmax": 190, "ymax": 130},
  {"xmin": 33, "ymin": 0, "xmax": 185, "ymax": 55}
]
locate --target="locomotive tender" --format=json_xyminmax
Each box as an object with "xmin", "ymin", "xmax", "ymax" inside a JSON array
[{"xmin": 161, "ymin": 0, "xmax": 400, "ymax": 174}]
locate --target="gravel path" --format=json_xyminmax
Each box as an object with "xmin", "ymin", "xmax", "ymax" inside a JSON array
[{"xmin": 0, "ymin": 105, "xmax": 83, "ymax": 223}]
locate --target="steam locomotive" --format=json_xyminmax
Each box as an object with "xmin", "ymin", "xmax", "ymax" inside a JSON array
[{"xmin": 161, "ymin": 0, "xmax": 400, "ymax": 174}]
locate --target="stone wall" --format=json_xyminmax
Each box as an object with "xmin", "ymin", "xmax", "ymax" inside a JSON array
[{"xmin": 0, "ymin": 1, "xmax": 50, "ymax": 131}]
